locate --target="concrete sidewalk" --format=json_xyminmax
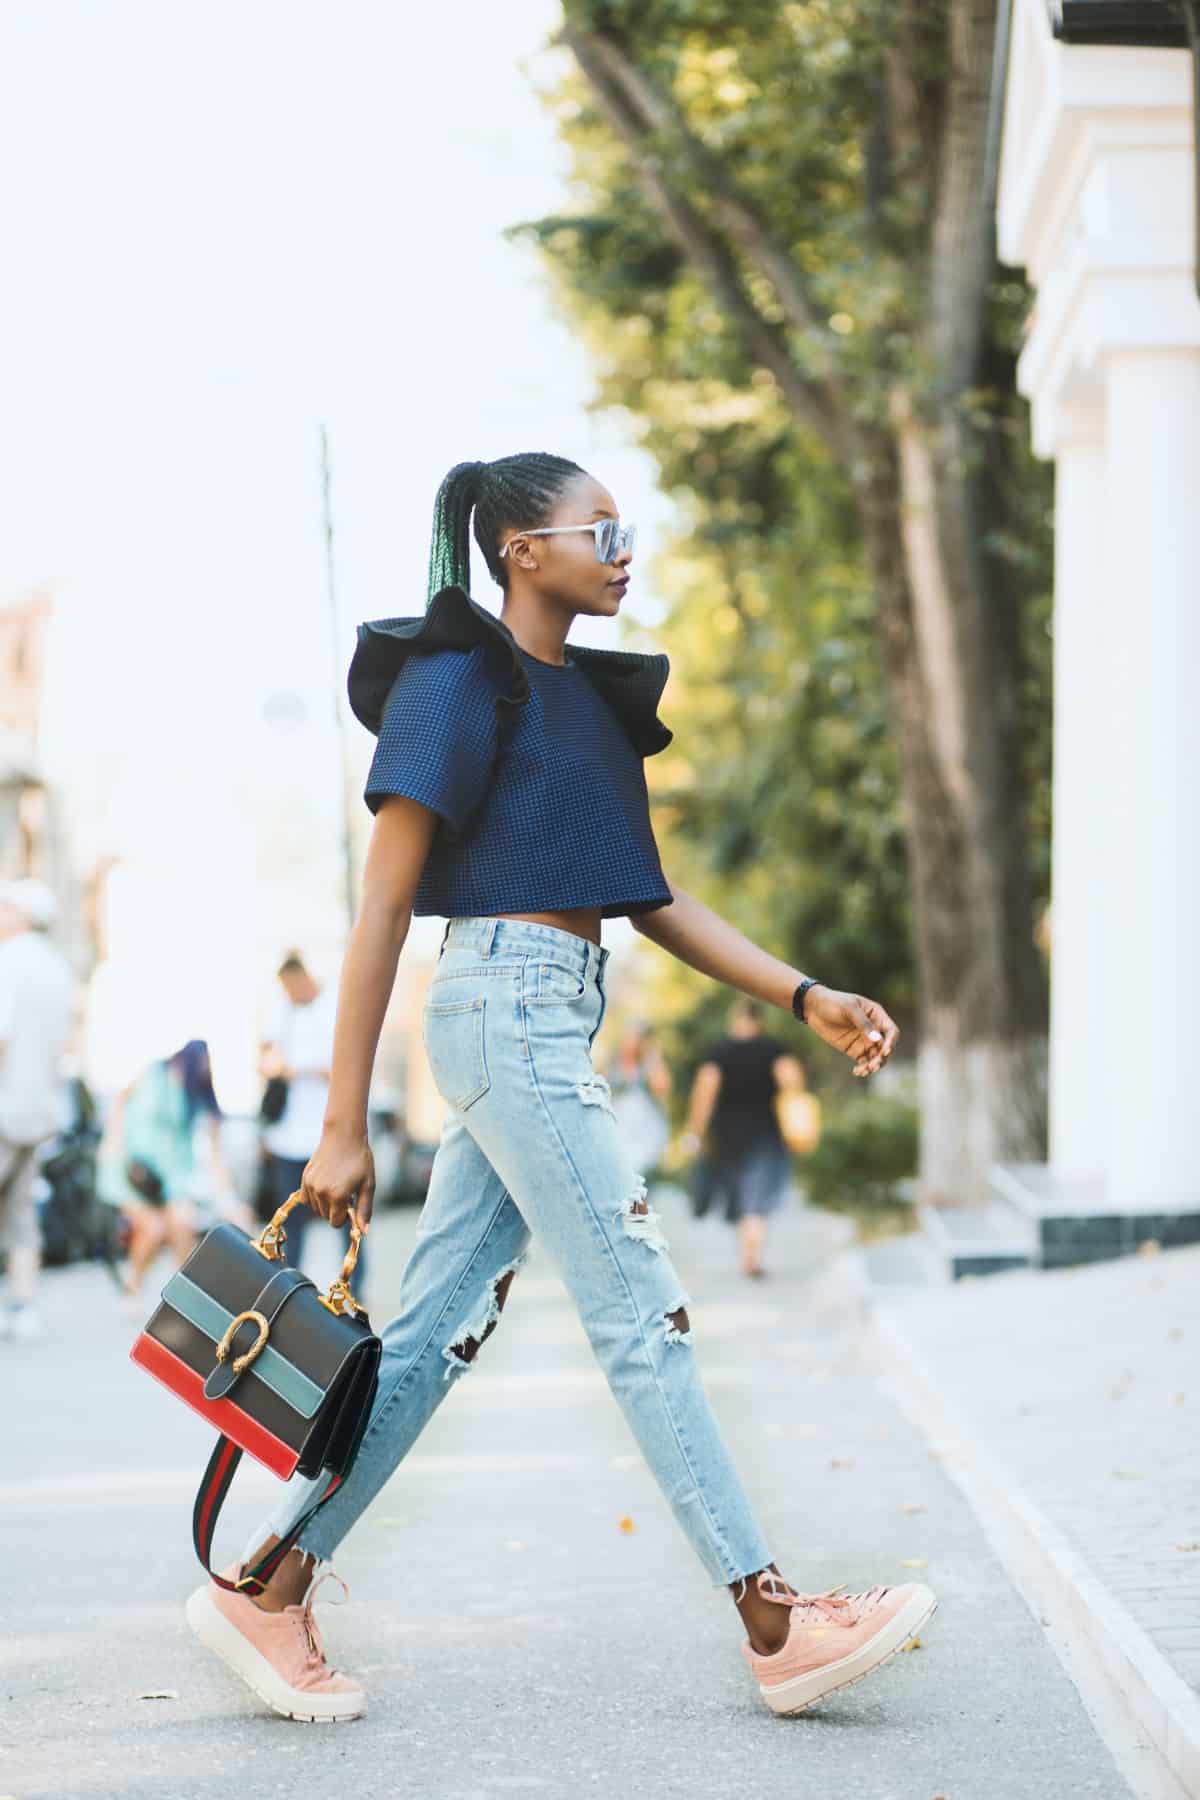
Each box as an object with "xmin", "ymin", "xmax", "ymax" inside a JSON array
[
  {"xmin": 873, "ymin": 1242, "xmax": 1200, "ymax": 1800},
  {"xmin": 3, "ymin": 1195, "xmax": 1134, "ymax": 1799}
]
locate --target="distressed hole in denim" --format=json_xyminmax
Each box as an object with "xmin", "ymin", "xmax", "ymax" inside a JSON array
[
  {"xmin": 663, "ymin": 1307, "xmax": 692, "ymax": 1347},
  {"xmin": 442, "ymin": 1251, "xmax": 527, "ymax": 1380},
  {"xmin": 616, "ymin": 1175, "xmax": 668, "ymax": 1255},
  {"xmin": 575, "ymin": 1074, "xmax": 616, "ymax": 1120}
]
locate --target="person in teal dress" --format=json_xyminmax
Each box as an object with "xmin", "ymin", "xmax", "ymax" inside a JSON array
[{"xmin": 99, "ymin": 1039, "xmax": 229, "ymax": 1300}]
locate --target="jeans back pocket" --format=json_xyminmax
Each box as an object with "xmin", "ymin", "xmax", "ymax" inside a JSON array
[{"xmin": 422, "ymin": 994, "xmax": 490, "ymax": 1111}]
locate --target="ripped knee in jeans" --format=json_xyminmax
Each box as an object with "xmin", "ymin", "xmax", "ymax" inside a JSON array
[
  {"xmin": 442, "ymin": 1252, "xmax": 527, "ymax": 1380},
  {"xmin": 663, "ymin": 1302, "xmax": 692, "ymax": 1346},
  {"xmin": 575, "ymin": 1073, "xmax": 616, "ymax": 1120},
  {"xmin": 616, "ymin": 1173, "xmax": 669, "ymax": 1256}
]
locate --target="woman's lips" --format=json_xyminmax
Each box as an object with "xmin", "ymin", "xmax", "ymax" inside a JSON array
[{"xmin": 609, "ymin": 578, "xmax": 630, "ymax": 596}]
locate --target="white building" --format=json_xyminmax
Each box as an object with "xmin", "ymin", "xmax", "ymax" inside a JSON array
[{"xmin": 994, "ymin": 0, "xmax": 1200, "ymax": 1251}]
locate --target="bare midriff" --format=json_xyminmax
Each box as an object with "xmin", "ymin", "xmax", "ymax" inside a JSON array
[{"xmin": 491, "ymin": 907, "xmax": 603, "ymax": 948}]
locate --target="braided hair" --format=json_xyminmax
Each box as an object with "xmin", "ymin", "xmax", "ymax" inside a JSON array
[{"xmin": 425, "ymin": 452, "xmax": 586, "ymax": 606}]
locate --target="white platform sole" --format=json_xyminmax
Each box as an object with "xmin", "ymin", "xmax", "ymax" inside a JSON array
[
  {"xmin": 758, "ymin": 1584, "xmax": 938, "ymax": 1716},
  {"xmin": 185, "ymin": 1585, "xmax": 366, "ymax": 1723}
]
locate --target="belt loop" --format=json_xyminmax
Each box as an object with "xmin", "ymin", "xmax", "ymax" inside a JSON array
[{"xmin": 480, "ymin": 917, "xmax": 500, "ymax": 958}]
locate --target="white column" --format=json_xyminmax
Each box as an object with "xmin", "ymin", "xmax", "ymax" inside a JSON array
[
  {"xmin": 1102, "ymin": 350, "xmax": 1200, "ymax": 1210},
  {"xmin": 1048, "ymin": 432, "xmax": 1108, "ymax": 1177}
]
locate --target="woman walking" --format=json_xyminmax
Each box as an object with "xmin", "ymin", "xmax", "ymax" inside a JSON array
[
  {"xmin": 102, "ymin": 1038, "xmax": 228, "ymax": 1302},
  {"xmin": 682, "ymin": 996, "xmax": 804, "ymax": 1278},
  {"xmin": 605, "ymin": 1017, "xmax": 672, "ymax": 1180},
  {"xmin": 185, "ymin": 453, "xmax": 934, "ymax": 1722}
]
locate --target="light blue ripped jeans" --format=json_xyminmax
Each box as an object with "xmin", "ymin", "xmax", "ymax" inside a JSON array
[{"xmin": 255, "ymin": 915, "xmax": 772, "ymax": 1588}]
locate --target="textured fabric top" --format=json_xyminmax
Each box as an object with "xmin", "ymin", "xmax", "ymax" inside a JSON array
[{"xmin": 354, "ymin": 590, "xmax": 674, "ymax": 921}]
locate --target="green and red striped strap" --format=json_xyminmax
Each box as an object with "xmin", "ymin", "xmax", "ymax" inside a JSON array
[{"xmin": 191, "ymin": 1435, "xmax": 342, "ymax": 1596}]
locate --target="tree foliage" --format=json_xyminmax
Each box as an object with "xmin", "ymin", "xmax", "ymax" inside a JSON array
[{"xmin": 516, "ymin": 2, "xmax": 1049, "ymax": 1023}]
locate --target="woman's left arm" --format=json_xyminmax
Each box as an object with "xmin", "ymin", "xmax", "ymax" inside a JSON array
[{"xmin": 633, "ymin": 880, "xmax": 899, "ymax": 1078}]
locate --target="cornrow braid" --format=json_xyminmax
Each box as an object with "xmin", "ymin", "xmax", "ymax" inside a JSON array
[{"xmin": 425, "ymin": 451, "xmax": 586, "ymax": 607}]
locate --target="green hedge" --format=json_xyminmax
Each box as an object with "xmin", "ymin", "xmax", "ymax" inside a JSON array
[{"xmin": 799, "ymin": 1093, "xmax": 919, "ymax": 1215}]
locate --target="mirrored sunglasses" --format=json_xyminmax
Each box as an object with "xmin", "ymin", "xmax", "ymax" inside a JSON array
[{"xmin": 499, "ymin": 519, "xmax": 637, "ymax": 564}]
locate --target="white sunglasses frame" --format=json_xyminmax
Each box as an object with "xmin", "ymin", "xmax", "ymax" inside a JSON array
[{"xmin": 498, "ymin": 520, "xmax": 637, "ymax": 564}]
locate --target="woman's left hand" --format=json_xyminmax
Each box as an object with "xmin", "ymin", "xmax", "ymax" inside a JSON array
[{"xmin": 804, "ymin": 987, "xmax": 899, "ymax": 1077}]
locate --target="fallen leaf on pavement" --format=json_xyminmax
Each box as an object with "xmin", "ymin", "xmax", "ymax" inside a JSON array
[
  {"xmin": 901, "ymin": 1558, "xmax": 928, "ymax": 1569},
  {"xmin": 900, "ymin": 1637, "xmax": 922, "ymax": 1652},
  {"xmin": 618, "ymin": 1515, "xmax": 635, "ymax": 1534},
  {"xmin": 901, "ymin": 1503, "xmax": 927, "ymax": 1515},
  {"xmin": 136, "ymin": 1690, "xmax": 179, "ymax": 1701},
  {"xmin": 1175, "ymin": 1542, "xmax": 1200, "ymax": 1553}
]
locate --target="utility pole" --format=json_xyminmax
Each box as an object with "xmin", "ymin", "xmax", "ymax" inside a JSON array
[{"xmin": 319, "ymin": 422, "xmax": 358, "ymax": 934}]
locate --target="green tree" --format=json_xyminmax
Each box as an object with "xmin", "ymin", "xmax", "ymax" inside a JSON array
[{"xmin": 521, "ymin": 0, "xmax": 1052, "ymax": 1205}]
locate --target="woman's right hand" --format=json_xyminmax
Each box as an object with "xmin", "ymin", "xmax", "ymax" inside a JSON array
[{"xmin": 300, "ymin": 1126, "xmax": 375, "ymax": 1233}]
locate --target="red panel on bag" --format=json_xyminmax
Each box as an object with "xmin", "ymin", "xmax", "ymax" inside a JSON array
[{"xmin": 131, "ymin": 1332, "xmax": 300, "ymax": 1480}]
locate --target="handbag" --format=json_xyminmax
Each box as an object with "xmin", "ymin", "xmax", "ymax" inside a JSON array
[
  {"xmin": 775, "ymin": 1088, "xmax": 822, "ymax": 1155},
  {"xmin": 259, "ymin": 1075, "xmax": 290, "ymax": 1125},
  {"xmin": 125, "ymin": 1156, "xmax": 167, "ymax": 1207},
  {"xmin": 130, "ymin": 1191, "xmax": 380, "ymax": 1596}
]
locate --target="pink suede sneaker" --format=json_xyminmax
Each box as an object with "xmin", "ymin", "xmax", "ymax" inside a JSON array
[
  {"xmin": 742, "ymin": 1574, "xmax": 937, "ymax": 1715},
  {"xmin": 185, "ymin": 1564, "xmax": 366, "ymax": 1722}
]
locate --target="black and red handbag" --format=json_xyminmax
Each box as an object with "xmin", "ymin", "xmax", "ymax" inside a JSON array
[{"xmin": 131, "ymin": 1191, "xmax": 380, "ymax": 1596}]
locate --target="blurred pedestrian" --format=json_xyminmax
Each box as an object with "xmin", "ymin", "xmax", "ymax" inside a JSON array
[
  {"xmin": 681, "ymin": 996, "xmax": 806, "ymax": 1279},
  {"xmin": 0, "ymin": 878, "xmax": 76, "ymax": 1342},
  {"xmin": 605, "ymin": 1017, "xmax": 671, "ymax": 1179},
  {"xmin": 100, "ymin": 1037, "xmax": 229, "ymax": 1301},
  {"xmin": 258, "ymin": 952, "xmax": 367, "ymax": 1300}
]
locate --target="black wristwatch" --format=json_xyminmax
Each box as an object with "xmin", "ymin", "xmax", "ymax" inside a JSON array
[{"xmin": 791, "ymin": 978, "xmax": 822, "ymax": 1024}]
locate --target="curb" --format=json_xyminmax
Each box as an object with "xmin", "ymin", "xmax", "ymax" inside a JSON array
[{"xmin": 869, "ymin": 1299, "xmax": 1200, "ymax": 1800}]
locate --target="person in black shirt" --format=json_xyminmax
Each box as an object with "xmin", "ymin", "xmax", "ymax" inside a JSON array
[{"xmin": 681, "ymin": 996, "xmax": 807, "ymax": 1277}]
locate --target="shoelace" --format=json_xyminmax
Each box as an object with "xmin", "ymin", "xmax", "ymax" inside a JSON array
[
  {"xmin": 757, "ymin": 1573, "xmax": 889, "ymax": 1626},
  {"xmin": 295, "ymin": 1568, "xmax": 349, "ymax": 1674}
]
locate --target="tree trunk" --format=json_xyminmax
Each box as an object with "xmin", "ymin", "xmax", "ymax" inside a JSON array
[
  {"xmin": 560, "ymin": 8, "xmax": 1049, "ymax": 1207},
  {"xmin": 855, "ymin": 414, "xmax": 1047, "ymax": 1208}
]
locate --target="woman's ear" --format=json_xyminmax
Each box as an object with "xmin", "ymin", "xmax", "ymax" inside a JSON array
[{"xmin": 505, "ymin": 532, "xmax": 538, "ymax": 572}]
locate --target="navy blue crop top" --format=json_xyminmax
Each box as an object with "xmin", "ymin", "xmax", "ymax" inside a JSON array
[{"xmin": 346, "ymin": 585, "xmax": 675, "ymax": 921}]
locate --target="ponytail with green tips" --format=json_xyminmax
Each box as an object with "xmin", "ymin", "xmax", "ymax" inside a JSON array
[{"xmin": 424, "ymin": 452, "xmax": 587, "ymax": 609}]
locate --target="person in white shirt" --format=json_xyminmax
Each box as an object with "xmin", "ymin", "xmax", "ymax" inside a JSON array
[
  {"xmin": 258, "ymin": 952, "xmax": 367, "ymax": 1298},
  {"xmin": 0, "ymin": 878, "xmax": 77, "ymax": 1341}
]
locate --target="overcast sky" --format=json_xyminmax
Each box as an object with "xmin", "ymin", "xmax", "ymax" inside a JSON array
[{"xmin": 0, "ymin": 1, "xmax": 675, "ymax": 1099}]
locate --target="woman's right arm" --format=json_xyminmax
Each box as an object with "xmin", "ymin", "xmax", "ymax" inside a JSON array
[{"xmin": 300, "ymin": 794, "xmax": 439, "ymax": 1232}]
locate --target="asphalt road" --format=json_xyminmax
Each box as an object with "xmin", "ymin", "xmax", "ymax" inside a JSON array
[{"xmin": 2, "ymin": 1192, "xmax": 1132, "ymax": 1800}]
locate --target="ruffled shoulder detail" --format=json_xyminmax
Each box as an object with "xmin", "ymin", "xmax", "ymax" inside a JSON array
[
  {"xmin": 347, "ymin": 584, "xmax": 673, "ymax": 757},
  {"xmin": 346, "ymin": 585, "xmax": 527, "ymax": 742},
  {"xmin": 568, "ymin": 643, "xmax": 673, "ymax": 757}
]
